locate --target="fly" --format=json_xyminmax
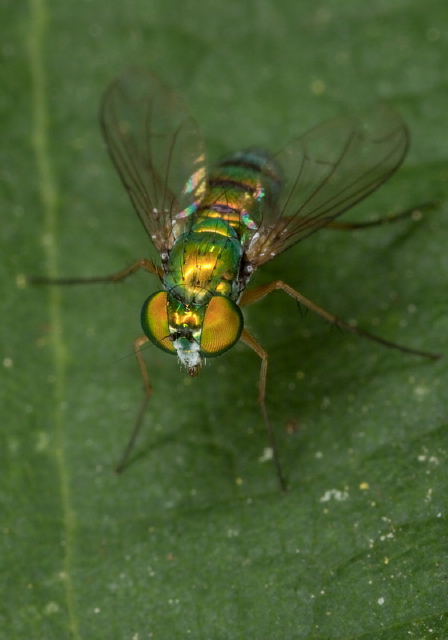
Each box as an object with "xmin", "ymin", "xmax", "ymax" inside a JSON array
[{"xmin": 31, "ymin": 68, "xmax": 440, "ymax": 491}]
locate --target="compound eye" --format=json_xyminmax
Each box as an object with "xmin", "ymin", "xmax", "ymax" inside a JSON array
[
  {"xmin": 200, "ymin": 296, "xmax": 243, "ymax": 357},
  {"xmin": 141, "ymin": 291, "xmax": 176, "ymax": 354}
]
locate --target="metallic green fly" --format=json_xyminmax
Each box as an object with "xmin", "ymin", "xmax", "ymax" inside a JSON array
[{"xmin": 33, "ymin": 69, "xmax": 439, "ymax": 491}]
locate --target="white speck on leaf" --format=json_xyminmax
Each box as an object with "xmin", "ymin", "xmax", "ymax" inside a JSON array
[{"xmin": 320, "ymin": 489, "xmax": 349, "ymax": 503}]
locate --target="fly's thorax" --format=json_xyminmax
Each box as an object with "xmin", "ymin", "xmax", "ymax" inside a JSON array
[
  {"xmin": 141, "ymin": 290, "xmax": 244, "ymax": 375},
  {"xmin": 163, "ymin": 224, "xmax": 243, "ymax": 306}
]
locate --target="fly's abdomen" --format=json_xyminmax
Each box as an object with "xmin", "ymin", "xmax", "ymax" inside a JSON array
[{"xmin": 198, "ymin": 149, "xmax": 282, "ymax": 237}]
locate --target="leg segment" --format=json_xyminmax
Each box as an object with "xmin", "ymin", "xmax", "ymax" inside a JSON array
[
  {"xmin": 240, "ymin": 328, "xmax": 287, "ymax": 492},
  {"xmin": 30, "ymin": 257, "xmax": 161, "ymax": 470},
  {"xmin": 240, "ymin": 280, "xmax": 440, "ymax": 360},
  {"xmin": 29, "ymin": 258, "xmax": 162, "ymax": 285},
  {"xmin": 325, "ymin": 201, "xmax": 438, "ymax": 231},
  {"xmin": 115, "ymin": 334, "xmax": 152, "ymax": 473}
]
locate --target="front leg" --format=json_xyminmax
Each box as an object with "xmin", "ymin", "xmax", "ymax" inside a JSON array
[
  {"xmin": 240, "ymin": 328, "xmax": 287, "ymax": 493},
  {"xmin": 115, "ymin": 334, "xmax": 152, "ymax": 473}
]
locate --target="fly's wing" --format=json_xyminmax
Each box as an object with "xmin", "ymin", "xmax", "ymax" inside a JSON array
[
  {"xmin": 100, "ymin": 68, "xmax": 207, "ymax": 253},
  {"xmin": 246, "ymin": 104, "xmax": 409, "ymax": 267}
]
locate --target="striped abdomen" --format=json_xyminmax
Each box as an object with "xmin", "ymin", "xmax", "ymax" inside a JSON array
[{"xmin": 197, "ymin": 149, "xmax": 282, "ymax": 239}]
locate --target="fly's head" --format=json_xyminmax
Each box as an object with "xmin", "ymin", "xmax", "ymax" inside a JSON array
[
  {"xmin": 141, "ymin": 291, "xmax": 244, "ymax": 374},
  {"xmin": 166, "ymin": 301, "xmax": 204, "ymax": 375}
]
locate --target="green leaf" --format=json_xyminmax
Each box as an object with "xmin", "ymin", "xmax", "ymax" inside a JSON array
[{"xmin": 2, "ymin": 0, "xmax": 447, "ymax": 638}]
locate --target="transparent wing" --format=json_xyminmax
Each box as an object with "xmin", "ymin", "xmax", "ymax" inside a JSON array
[
  {"xmin": 247, "ymin": 104, "xmax": 409, "ymax": 267},
  {"xmin": 100, "ymin": 68, "xmax": 207, "ymax": 253}
]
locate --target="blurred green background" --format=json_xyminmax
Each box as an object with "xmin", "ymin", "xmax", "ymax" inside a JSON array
[{"xmin": 1, "ymin": 0, "xmax": 447, "ymax": 637}]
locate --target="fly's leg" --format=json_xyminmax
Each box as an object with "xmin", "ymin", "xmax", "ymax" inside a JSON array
[
  {"xmin": 284, "ymin": 201, "xmax": 438, "ymax": 236},
  {"xmin": 115, "ymin": 334, "xmax": 151, "ymax": 473},
  {"xmin": 240, "ymin": 328, "xmax": 287, "ymax": 493},
  {"xmin": 325, "ymin": 200, "xmax": 438, "ymax": 231},
  {"xmin": 30, "ymin": 260, "xmax": 161, "ymax": 473},
  {"xmin": 29, "ymin": 258, "xmax": 162, "ymax": 285},
  {"xmin": 240, "ymin": 281, "xmax": 440, "ymax": 360}
]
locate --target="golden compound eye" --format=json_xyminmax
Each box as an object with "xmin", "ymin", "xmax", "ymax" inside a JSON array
[
  {"xmin": 141, "ymin": 291, "xmax": 176, "ymax": 354},
  {"xmin": 201, "ymin": 296, "xmax": 244, "ymax": 357}
]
